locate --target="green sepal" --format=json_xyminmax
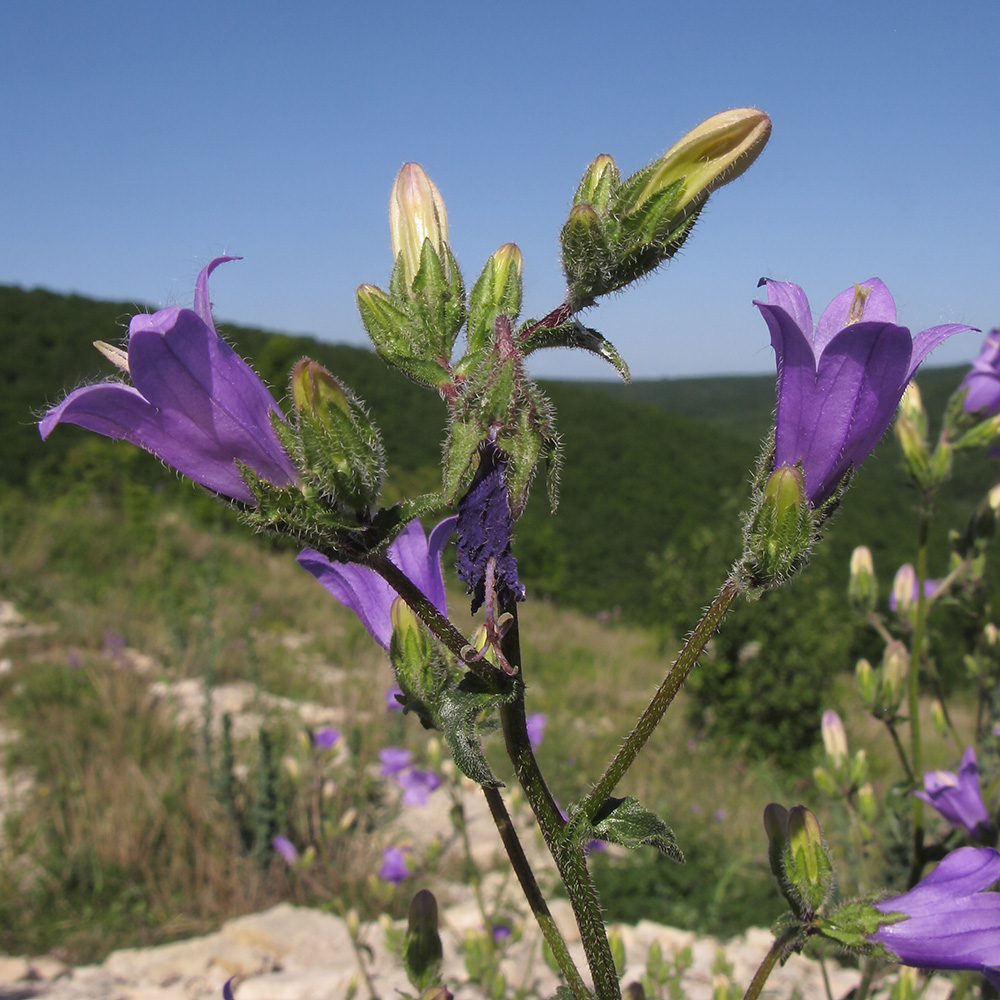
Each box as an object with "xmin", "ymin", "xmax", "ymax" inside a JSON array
[
  {"xmin": 953, "ymin": 413, "xmax": 1000, "ymax": 451},
  {"xmin": 519, "ymin": 319, "xmax": 631, "ymax": 383},
  {"xmin": 559, "ymin": 203, "xmax": 614, "ymax": 301},
  {"xmin": 616, "ymin": 176, "xmax": 688, "ymax": 243},
  {"xmin": 409, "ymin": 241, "xmax": 466, "ymax": 360},
  {"xmin": 390, "ymin": 605, "xmax": 447, "ymax": 731},
  {"xmin": 443, "ymin": 418, "xmax": 485, "ymax": 503},
  {"xmin": 436, "ymin": 674, "xmax": 514, "ymax": 788},
  {"xmin": 356, "ymin": 283, "xmax": 417, "ymax": 358},
  {"xmin": 815, "ymin": 901, "xmax": 899, "ymax": 954},
  {"xmin": 584, "ymin": 796, "xmax": 684, "ymax": 861}
]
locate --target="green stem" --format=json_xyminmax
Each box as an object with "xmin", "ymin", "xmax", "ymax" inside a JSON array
[
  {"xmin": 853, "ymin": 956, "xmax": 877, "ymax": 1000},
  {"xmin": 483, "ymin": 786, "xmax": 594, "ymax": 1000},
  {"xmin": 742, "ymin": 927, "xmax": 798, "ymax": 1000},
  {"xmin": 883, "ymin": 720, "xmax": 916, "ymax": 786},
  {"xmin": 907, "ymin": 502, "xmax": 932, "ymax": 887},
  {"xmin": 364, "ymin": 552, "xmax": 495, "ymax": 684},
  {"xmin": 498, "ymin": 604, "xmax": 620, "ymax": 1000},
  {"xmin": 582, "ymin": 578, "xmax": 739, "ymax": 820}
]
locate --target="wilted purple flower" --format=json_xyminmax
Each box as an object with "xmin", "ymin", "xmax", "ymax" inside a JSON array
[
  {"xmin": 526, "ymin": 713, "xmax": 547, "ymax": 752},
  {"xmin": 456, "ymin": 437, "xmax": 525, "ymax": 612},
  {"xmin": 379, "ymin": 845, "xmax": 411, "ymax": 884},
  {"xmin": 755, "ymin": 278, "xmax": 970, "ymax": 506},
  {"xmin": 271, "ymin": 834, "xmax": 299, "ymax": 865},
  {"xmin": 379, "ymin": 746, "xmax": 413, "ymax": 776},
  {"xmin": 40, "ymin": 258, "xmax": 298, "ymax": 504},
  {"xmin": 297, "ymin": 516, "xmax": 456, "ymax": 650},
  {"xmin": 312, "ymin": 727, "xmax": 341, "ymax": 751},
  {"xmin": 960, "ymin": 330, "xmax": 1000, "ymax": 415},
  {"xmin": 396, "ymin": 767, "xmax": 442, "ymax": 807},
  {"xmin": 914, "ymin": 746, "xmax": 991, "ymax": 838},
  {"xmin": 870, "ymin": 847, "xmax": 1000, "ymax": 986}
]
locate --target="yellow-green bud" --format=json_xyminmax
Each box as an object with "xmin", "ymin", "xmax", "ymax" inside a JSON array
[
  {"xmin": 626, "ymin": 108, "xmax": 771, "ymax": 217},
  {"xmin": 895, "ymin": 409, "xmax": 932, "ymax": 486},
  {"xmin": 813, "ymin": 766, "xmax": 838, "ymax": 796},
  {"xmin": 930, "ymin": 698, "xmax": 948, "ymax": 739},
  {"xmin": 390, "ymin": 163, "xmax": 449, "ymax": 287},
  {"xmin": 849, "ymin": 748, "xmax": 868, "ymax": 786},
  {"xmin": 857, "ymin": 783, "xmax": 877, "ymax": 825},
  {"xmin": 856, "ymin": 657, "xmax": 876, "ymax": 707},
  {"xmin": 573, "ymin": 152, "xmax": 620, "ymax": 211},
  {"xmin": 891, "ymin": 563, "xmax": 918, "ymax": 619},
  {"xmin": 785, "ymin": 805, "xmax": 833, "ymax": 915},
  {"xmin": 848, "ymin": 545, "xmax": 877, "ymax": 615},
  {"xmin": 880, "ymin": 640, "xmax": 909, "ymax": 713},
  {"xmin": 821, "ymin": 710, "xmax": 848, "ymax": 769},
  {"xmin": 985, "ymin": 622, "xmax": 999, "ymax": 646},
  {"xmin": 291, "ymin": 359, "xmax": 351, "ymax": 423}
]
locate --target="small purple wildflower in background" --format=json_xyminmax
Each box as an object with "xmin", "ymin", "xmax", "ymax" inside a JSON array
[
  {"xmin": 889, "ymin": 563, "xmax": 939, "ymax": 613},
  {"xmin": 312, "ymin": 727, "xmax": 341, "ymax": 751},
  {"xmin": 914, "ymin": 746, "xmax": 990, "ymax": 838},
  {"xmin": 379, "ymin": 747, "xmax": 413, "ymax": 776},
  {"xmin": 397, "ymin": 767, "xmax": 442, "ymax": 807},
  {"xmin": 713, "ymin": 808, "xmax": 728, "ymax": 823},
  {"xmin": 870, "ymin": 847, "xmax": 1000, "ymax": 986},
  {"xmin": 298, "ymin": 517, "xmax": 456, "ymax": 650},
  {"xmin": 223, "ymin": 977, "xmax": 236, "ymax": 1000},
  {"xmin": 456, "ymin": 436, "xmax": 525, "ymax": 612},
  {"xmin": 271, "ymin": 835, "xmax": 299, "ymax": 865},
  {"xmin": 379, "ymin": 845, "xmax": 411, "ymax": 884},
  {"xmin": 491, "ymin": 922, "xmax": 513, "ymax": 944},
  {"xmin": 39, "ymin": 258, "xmax": 298, "ymax": 504},
  {"xmin": 385, "ymin": 685, "xmax": 404, "ymax": 711},
  {"xmin": 960, "ymin": 330, "xmax": 1000, "ymax": 415},
  {"xmin": 526, "ymin": 713, "xmax": 546, "ymax": 752},
  {"xmin": 754, "ymin": 278, "xmax": 971, "ymax": 506}
]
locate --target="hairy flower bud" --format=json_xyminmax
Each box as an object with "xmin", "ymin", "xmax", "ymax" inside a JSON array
[
  {"xmin": 390, "ymin": 163, "xmax": 449, "ymax": 287},
  {"xmin": 880, "ymin": 641, "xmax": 909, "ymax": 714},
  {"xmin": 625, "ymin": 108, "xmax": 771, "ymax": 218},
  {"xmin": 572, "ymin": 152, "xmax": 620, "ymax": 212},
  {"xmin": 785, "ymin": 805, "xmax": 834, "ymax": 916},
  {"xmin": 856, "ymin": 657, "xmax": 876, "ymax": 707}
]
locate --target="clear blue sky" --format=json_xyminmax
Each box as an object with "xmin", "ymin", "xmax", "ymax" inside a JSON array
[{"xmin": 3, "ymin": 1, "xmax": 997, "ymax": 380}]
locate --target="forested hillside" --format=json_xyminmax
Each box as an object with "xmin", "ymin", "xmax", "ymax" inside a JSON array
[{"xmin": 5, "ymin": 282, "xmax": 997, "ymax": 760}]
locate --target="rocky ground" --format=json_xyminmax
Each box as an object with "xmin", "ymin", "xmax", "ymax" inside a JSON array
[{"xmin": 0, "ymin": 602, "xmax": 947, "ymax": 1000}]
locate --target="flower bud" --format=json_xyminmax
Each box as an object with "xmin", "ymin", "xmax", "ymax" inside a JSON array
[
  {"xmin": 891, "ymin": 563, "xmax": 918, "ymax": 619},
  {"xmin": 821, "ymin": 710, "xmax": 848, "ymax": 770},
  {"xmin": 291, "ymin": 359, "xmax": 350, "ymax": 424},
  {"xmin": 463, "ymin": 243, "xmax": 524, "ymax": 359},
  {"xmin": 895, "ymin": 407, "xmax": 933, "ymax": 487},
  {"xmin": 848, "ymin": 545, "xmax": 877, "ymax": 615},
  {"xmin": 856, "ymin": 657, "xmax": 876, "ymax": 707},
  {"xmin": 813, "ymin": 766, "xmax": 838, "ymax": 797},
  {"xmin": 849, "ymin": 748, "xmax": 868, "ymax": 787},
  {"xmin": 930, "ymin": 698, "xmax": 948, "ymax": 739},
  {"xmin": 404, "ymin": 890, "xmax": 443, "ymax": 992},
  {"xmin": 572, "ymin": 152, "xmax": 620, "ymax": 212},
  {"xmin": 625, "ymin": 108, "xmax": 771, "ymax": 218},
  {"xmin": 857, "ymin": 782, "xmax": 877, "ymax": 825},
  {"xmin": 785, "ymin": 805, "xmax": 834, "ymax": 916},
  {"xmin": 741, "ymin": 464, "xmax": 815, "ymax": 590},
  {"xmin": 763, "ymin": 802, "xmax": 789, "ymax": 882},
  {"xmin": 880, "ymin": 641, "xmax": 909, "ymax": 714},
  {"xmin": 390, "ymin": 163, "xmax": 449, "ymax": 287}
]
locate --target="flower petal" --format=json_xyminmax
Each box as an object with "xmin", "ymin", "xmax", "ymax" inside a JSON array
[
  {"xmin": 908, "ymin": 323, "xmax": 976, "ymax": 380},
  {"xmin": 193, "ymin": 256, "xmax": 241, "ymax": 327},
  {"xmin": 815, "ymin": 279, "xmax": 895, "ymax": 353},
  {"xmin": 390, "ymin": 515, "xmax": 456, "ymax": 617}
]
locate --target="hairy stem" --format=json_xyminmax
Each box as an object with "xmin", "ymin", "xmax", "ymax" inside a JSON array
[
  {"xmin": 582, "ymin": 577, "xmax": 739, "ymax": 820},
  {"xmin": 742, "ymin": 927, "xmax": 799, "ymax": 1000}
]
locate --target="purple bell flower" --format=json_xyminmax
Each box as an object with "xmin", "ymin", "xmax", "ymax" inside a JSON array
[
  {"xmin": 379, "ymin": 845, "xmax": 411, "ymax": 884},
  {"xmin": 297, "ymin": 516, "xmax": 456, "ymax": 650},
  {"xmin": 870, "ymin": 847, "xmax": 1000, "ymax": 986},
  {"xmin": 312, "ymin": 726, "xmax": 341, "ymax": 751},
  {"xmin": 378, "ymin": 746, "xmax": 413, "ymax": 776},
  {"xmin": 960, "ymin": 330, "xmax": 1000, "ymax": 415},
  {"xmin": 754, "ymin": 278, "xmax": 970, "ymax": 506},
  {"xmin": 271, "ymin": 834, "xmax": 299, "ymax": 865},
  {"xmin": 396, "ymin": 767, "xmax": 442, "ymax": 807},
  {"xmin": 914, "ymin": 746, "xmax": 991, "ymax": 838},
  {"xmin": 526, "ymin": 712, "xmax": 547, "ymax": 752},
  {"xmin": 39, "ymin": 257, "xmax": 298, "ymax": 504}
]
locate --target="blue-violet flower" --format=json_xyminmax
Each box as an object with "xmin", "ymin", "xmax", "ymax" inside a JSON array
[
  {"xmin": 298, "ymin": 517, "xmax": 456, "ymax": 650},
  {"xmin": 39, "ymin": 258, "xmax": 298, "ymax": 503},
  {"xmin": 755, "ymin": 279, "xmax": 970, "ymax": 506},
  {"xmin": 915, "ymin": 746, "xmax": 991, "ymax": 838},
  {"xmin": 960, "ymin": 330, "xmax": 1000, "ymax": 415},
  {"xmin": 870, "ymin": 847, "xmax": 1000, "ymax": 986},
  {"xmin": 379, "ymin": 845, "xmax": 411, "ymax": 884}
]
